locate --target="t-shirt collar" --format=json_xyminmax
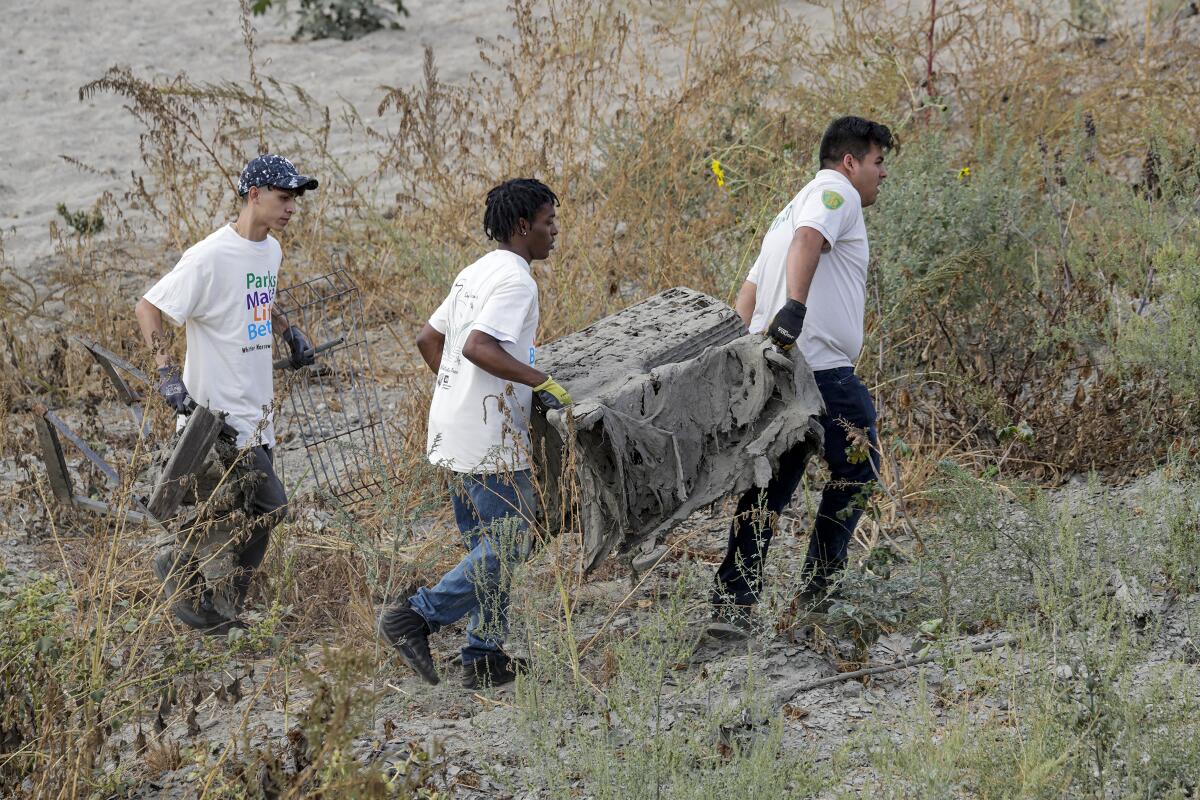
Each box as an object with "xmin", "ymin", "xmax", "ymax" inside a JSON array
[
  {"xmin": 497, "ymin": 248, "xmax": 532, "ymax": 273},
  {"xmin": 816, "ymin": 168, "xmax": 861, "ymax": 202},
  {"xmin": 224, "ymin": 223, "xmax": 273, "ymax": 249}
]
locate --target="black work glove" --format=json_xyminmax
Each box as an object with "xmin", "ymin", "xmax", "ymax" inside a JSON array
[
  {"xmin": 766, "ymin": 298, "xmax": 807, "ymax": 350},
  {"xmin": 282, "ymin": 326, "xmax": 316, "ymax": 368},
  {"xmin": 156, "ymin": 365, "xmax": 191, "ymax": 414}
]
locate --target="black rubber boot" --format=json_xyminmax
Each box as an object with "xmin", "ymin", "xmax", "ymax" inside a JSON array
[
  {"xmin": 462, "ymin": 651, "xmax": 529, "ymax": 690},
  {"xmin": 153, "ymin": 548, "xmax": 244, "ymax": 635},
  {"xmin": 378, "ymin": 605, "xmax": 439, "ymax": 685}
]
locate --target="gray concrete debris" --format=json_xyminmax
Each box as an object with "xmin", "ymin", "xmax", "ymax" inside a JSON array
[{"xmin": 533, "ymin": 287, "xmax": 823, "ymax": 572}]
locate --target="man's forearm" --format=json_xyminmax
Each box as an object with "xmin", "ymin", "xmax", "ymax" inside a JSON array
[
  {"xmin": 784, "ymin": 228, "xmax": 825, "ymax": 304},
  {"xmin": 134, "ymin": 299, "xmax": 173, "ymax": 368},
  {"xmin": 416, "ymin": 324, "xmax": 446, "ymax": 375},
  {"xmin": 418, "ymin": 340, "xmax": 444, "ymax": 375},
  {"xmin": 463, "ymin": 331, "xmax": 547, "ymax": 387},
  {"xmin": 734, "ymin": 281, "xmax": 757, "ymax": 329}
]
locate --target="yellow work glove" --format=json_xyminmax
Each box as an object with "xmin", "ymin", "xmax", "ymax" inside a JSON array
[{"xmin": 533, "ymin": 376, "xmax": 574, "ymax": 410}]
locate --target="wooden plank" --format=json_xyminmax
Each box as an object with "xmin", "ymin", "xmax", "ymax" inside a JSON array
[
  {"xmin": 71, "ymin": 496, "xmax": 166, "ymax": 532},
  {"xmin": 43, "ymin": 410, "xmax": 120, "ymax": 485},
  {"xmin": 75, "ymin": 337, "xmax": 153, "ymax": 437},
  {"xmin": 32, "ymin": 409, "xmax": 74, "ymax": 502},
  {"xmin": 74, "ymin": 337, "xmax": 150, "ymax": 399},
  {"xmin": 146, "ymin": 406, "xmax": 225, "ymax": 521}
]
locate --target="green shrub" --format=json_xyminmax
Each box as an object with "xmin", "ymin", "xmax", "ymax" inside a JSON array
[
  {"xmin": 252, "ymin": 0, "xmax": 409, "ymax": 41},
  {"xmin": 55, "ymin": 201, "xmax": 105, "ymax": 235}
]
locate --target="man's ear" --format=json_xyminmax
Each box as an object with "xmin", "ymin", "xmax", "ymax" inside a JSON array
[
  {"xmin": 842, "ymin": 152, "xmax": 857, "ymax": 172},
  {"xmin": 246, "ymin": 186, "xmax": 259, "ymax": 204}
]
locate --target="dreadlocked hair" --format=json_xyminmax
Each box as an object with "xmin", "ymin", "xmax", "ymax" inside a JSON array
[{"xmin": 483, "ymin": 178, "xmax": 559, "ymax": 242}]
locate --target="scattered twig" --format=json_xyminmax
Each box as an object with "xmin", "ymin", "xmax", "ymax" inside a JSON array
[{"xmin": 787, "ymin": 636, "xmax": 1016, "ymax": 698}]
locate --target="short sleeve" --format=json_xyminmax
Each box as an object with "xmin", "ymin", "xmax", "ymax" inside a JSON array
[
  {"xmin": 428, "ymin": 295, "xmax": 451, "ymax": 334},
  {"xmin": 472, "ymin": 276, "xmax": 536, "ymax": 344},
  {"xmin": 793, "ymin": 185, "xmax": 856, "ymax": 247},
  {"xmin": 745, "ymin": 249, "xmax": 766, "ymax": 285},
  {"xmin": 142, "ymin": 250, "xmax": 208, "ymax": 326}
]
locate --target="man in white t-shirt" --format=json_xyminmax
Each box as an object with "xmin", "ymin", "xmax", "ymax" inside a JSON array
[
  {"xmin": 712, "ymin": 117, "xmax": 893, "ymax": 635},
  {"xmin": 378, "ymin": 178, "xmax": 573, "ymax": 689},
  {"xmin": 135, "ymin": 154, "xmax": 319, "ymax": 634}
]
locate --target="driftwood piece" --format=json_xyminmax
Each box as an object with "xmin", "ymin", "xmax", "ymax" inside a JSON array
[
  {"xmin": 74, "ymin": 337, "xmax": 149, "ymax": 404},
  {"xmin": 72, "ymin": 496, "xmax": 159, "ymax": 528},
  {"xmin": 785, "ymin": 636, "xmax": 1016, "ymax": 699},
  {"xmin": 33, "ymin": 409, "xmax": 74, "ymax": 502},
  {"xmin": 33, "ymin": 407, "xmax": 163, "ymax": 529},
  {"xmin": 75, "ymin": 337, "xmax": 151, "ymax": 436},
  {"xmin": 42, "ymin": 409, "xmax": 120, "ymax": 485},
  {"xmin": 146, "ymin": 406, "xmax": 225, "ymax": 521}
]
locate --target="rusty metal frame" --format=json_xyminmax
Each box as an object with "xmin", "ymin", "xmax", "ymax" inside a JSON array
[{"xmin": 274, "ymin": 266, "xmax": 393, "ymax": 505}]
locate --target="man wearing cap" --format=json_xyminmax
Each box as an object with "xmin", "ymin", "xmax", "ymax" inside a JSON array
[{"xmin": 135, "ymin": 154, "xmax": 319, "ymax": 633}]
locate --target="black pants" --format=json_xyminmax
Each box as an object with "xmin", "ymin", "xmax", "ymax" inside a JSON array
[
  {"xmin": 238, "ymin": 445, "xmax": 289, "ymax": 572},
  {"xmin": 714, "ymin": 367, "xmax": 880, "ymax": 606}
]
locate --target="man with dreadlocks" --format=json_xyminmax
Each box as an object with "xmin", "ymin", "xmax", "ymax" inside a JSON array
[{"xmin": 378, "ymin": 178, "xmax": 571, "ymax": 689}]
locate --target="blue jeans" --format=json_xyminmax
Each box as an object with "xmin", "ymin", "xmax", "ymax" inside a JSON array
[
  {"xmin": 715, "ymin": 367, "xmax": 880, "ymax": 605},
  {"xmin": 408, "ymin": 470, "xmax": 537, "ymax": 664}
]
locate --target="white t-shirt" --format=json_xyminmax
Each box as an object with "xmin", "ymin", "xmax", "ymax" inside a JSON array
[
  {"xmin": 747, "ymin": 169, "xmax": 870, "ymax": 370},
  {"xmin": 426, "ymin": 249, "xmax": 540, "ymax": 474},
  {"xmin": 143, "ymin": 224, "xmax": 282, "ymax": 447}
]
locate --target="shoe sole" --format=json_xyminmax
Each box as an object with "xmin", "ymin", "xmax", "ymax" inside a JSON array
[
  {"xmin": 462, "ymin": 654, "xmax": 528, "ymax": 690},
  {"xmin": 704, "ymin": 621, "xmax": 753, "ymax": 641}
]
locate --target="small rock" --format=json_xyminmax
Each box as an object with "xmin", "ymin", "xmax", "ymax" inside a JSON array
[{"xmin": 842, "ymin": 681, "xmax": 863, "ymax": 698}]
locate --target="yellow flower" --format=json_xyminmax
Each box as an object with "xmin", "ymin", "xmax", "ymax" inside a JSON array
[
  {"xmin": 711, "ymin": 159, "xmax": 726, "ymax": 188},
  {"xmin": 957, "ymin": 166, "xmax": 971, "ymax": 180}
]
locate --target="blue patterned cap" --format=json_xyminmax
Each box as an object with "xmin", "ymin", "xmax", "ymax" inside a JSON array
[{"xmin": 237, "ymin": 154, "xmax": 319, "ymax": 197}]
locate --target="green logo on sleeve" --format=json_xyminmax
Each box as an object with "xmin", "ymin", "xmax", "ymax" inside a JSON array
[{"xmin": 822, "ymin": 190, "xmax": 845, "ymax": 210}]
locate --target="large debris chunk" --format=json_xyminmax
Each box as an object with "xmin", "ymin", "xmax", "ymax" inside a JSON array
[{"xmin": 534, "ymin": 287, "xmax": 823, "ymax": 571}]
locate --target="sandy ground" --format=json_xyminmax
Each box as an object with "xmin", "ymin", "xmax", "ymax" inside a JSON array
[
  {"xmin": 0, "ymin": 0, "xmax": 512, "ymax": 268},
  {"xmin": 0, "ymin": 0, "xmax": 833, "ymax": 272}
]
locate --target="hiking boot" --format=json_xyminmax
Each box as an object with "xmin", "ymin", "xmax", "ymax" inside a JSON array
[
  {"xmin": 706, "ymin": 603, "xmax": 756, "ymax": 640},
  {"xmin": 378, "ymin": 605, "xmax": 439, "ymax": 685},
  {"xmin": 792, "ymin": 572, "xmax": 842, "ymax": 626},
  {"xmin": 462, "ymin": 651, "xmax": 529, "ymax": 690},
  {"xmin": 153, "ymin": 548, "xmax": 242, "ymax": 635},
  {"xmin": 210, "ymin": 570, "xmax": 253, "ymax": 621}
]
